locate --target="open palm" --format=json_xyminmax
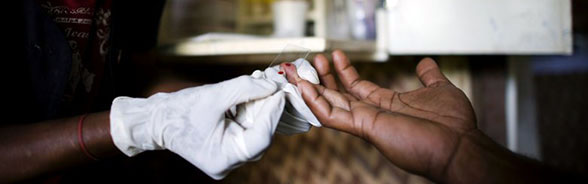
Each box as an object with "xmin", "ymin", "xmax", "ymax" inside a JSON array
[{"xmin": 282, "ymin": 51, "xmax": 477, "ymax": 180}]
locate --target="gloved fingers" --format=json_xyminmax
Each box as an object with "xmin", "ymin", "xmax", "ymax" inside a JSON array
[
  {"xmin": 216, "ymin": 75, "xmax": 278, "ymax": 109},
  {"xmin": 251, "ymin": 70, "xmax": 265, "ymax": 79},
  {"xmin": 240, "ymin": 91, "xmax": 285, "ymax": 159}
]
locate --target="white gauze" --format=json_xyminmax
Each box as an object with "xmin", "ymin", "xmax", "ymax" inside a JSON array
[{"xmin": 235, "ymin": 58, "xmax": 321, "ymax": 135}]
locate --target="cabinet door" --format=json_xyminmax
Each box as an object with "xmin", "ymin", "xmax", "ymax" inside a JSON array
[{"xmin": 385, "ymin": 0, "xmax": 572, "ymax": 54}]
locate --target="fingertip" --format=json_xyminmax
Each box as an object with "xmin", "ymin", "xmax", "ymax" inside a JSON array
[
  {"xmin": 281, "ymin": 62, "xmax": 301, "ymax": 84},
  {"xmin": 332, "ymin": 50, "xmax": 351, "ymax": 71},
  {"xmin": 416, "ymin": 57, "xmax": 439, "ymax": 71},
  {"xmin": 314, "ymin": 54, "xmax": 330, "ymax": 73},
  {"xmin": 423, "ymin": 57, "xmax": 436, "ymax": 62},
  {"xmin": 415, "ymin": 57, "xmax": 450, "ymax": 87},
  {"xmin": 314, "ymin": 54, "xmax": 328, "ymax": 64},
  {"xmin": 332, "ymin": 49, "xmax": 345, "ymax": 58},
  {"xmin": 332, "ymin": 50, "xmax": 347, "ymax": 62}
]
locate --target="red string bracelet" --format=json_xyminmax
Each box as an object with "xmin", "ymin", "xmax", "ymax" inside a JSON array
[{"xmin": 78, "ymin": 114, "xmax": 99, "ymax": 161}]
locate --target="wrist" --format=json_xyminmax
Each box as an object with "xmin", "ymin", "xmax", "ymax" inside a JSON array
[
  {"xmin": 81, "ymin": 112, "xmax": 122, "ymax": 159},
  {"xmin": 442, "ymin": 129, "xmax": 548, "ymax": 184},
  {"xmin": 440, "ymin": 129, "xmax": 487, "ymax": 184},
  {"xmin": 110, "ymin": 95, "xmax": 166, "ymax": 156}
]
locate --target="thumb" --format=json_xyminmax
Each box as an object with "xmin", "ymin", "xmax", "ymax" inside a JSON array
[
  {"xmin": 241, "ymin": 91, "xmax": 285, "ymax": 159},
  {"xmin": 416, "ymin": 58, "xmax": 450, "ymax": 87},
  {"xmin": 215, "ymin": 75, "xmax": 278, "ymax": 109}
]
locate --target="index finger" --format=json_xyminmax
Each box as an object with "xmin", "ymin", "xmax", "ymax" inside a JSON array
[
  {"xmin": 332, "ymin": 50, "xmax": 382, "ymax": 101},
  {"xmin": 313, "ymin": 54, "xmax": 338, "ymax": 90},
  {"xmin": 298, "ymin": 80, "xmax": 356, "ymax": 134}
]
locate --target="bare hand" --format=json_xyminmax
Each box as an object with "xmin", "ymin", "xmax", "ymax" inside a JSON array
[{"xmin": 281, "ymin": 50, "xmax": 477, "ymax": 181}]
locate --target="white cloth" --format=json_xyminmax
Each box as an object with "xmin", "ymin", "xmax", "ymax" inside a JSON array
[
  {"xmin": 240, "ymin": 58, "xmax": 322, "ymax": 135},
  {"xmin": 110, "ymin": 76, "xmax": 285, "ymax": 180}
]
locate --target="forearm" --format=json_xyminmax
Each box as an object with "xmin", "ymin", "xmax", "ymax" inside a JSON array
[
  {"xmin": 0, "ymin": 111, "xmax": 120, "ymax": 182},
  {"xmin": 0, "ymin": 74, "xmax": 201, "ymax": 182},
  {"xmin": 443, "ymin": 129, "xmax": 557, "ymax": 184}
]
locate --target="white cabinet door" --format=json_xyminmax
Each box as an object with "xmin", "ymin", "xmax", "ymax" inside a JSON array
[{"xmin": 385, "ymin": 0, "xmax": 572, "ymax": 54}]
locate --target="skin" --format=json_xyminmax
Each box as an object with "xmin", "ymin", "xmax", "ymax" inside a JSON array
[
  {"xmin": 281, "ymin": 50, "xmax": 580, "ymax": 184},
  {"xmin": 0, "ymin": 112, "xmax": 116, "ymax": 183},
  {"xmin": 1, "ymin": 49, "xmax": 583, "ymax": 183},
  {"xmin": 0, "ymin": 79, "xmax": 197, "ymax": 183}
]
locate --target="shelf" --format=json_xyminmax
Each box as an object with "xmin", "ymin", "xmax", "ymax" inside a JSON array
[
  {"xmin": 237, "ymin": 10, "xmax": 318, "ymax": 25},
  {"xmin": 160, "ymin": 37, "xmax": 387, "ymax": 64},
  {"xmin": 237, "ymin": 15, "xmax": 273, "ymax": 25}
]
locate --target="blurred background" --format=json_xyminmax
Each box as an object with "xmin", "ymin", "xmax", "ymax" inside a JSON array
[{"xmin": 80, "ymin": 0, "xmax": 586, "ymax": 183}]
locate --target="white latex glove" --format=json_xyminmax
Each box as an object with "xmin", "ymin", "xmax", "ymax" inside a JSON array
[{"xmin": 109, "ymin": 76, "xmax": 285, "ymax": 179}]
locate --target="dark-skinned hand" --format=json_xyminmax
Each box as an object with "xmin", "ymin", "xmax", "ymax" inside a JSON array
[{"xmin": 279, "ymin": 50, "xmax": 477, "ymax": 181}]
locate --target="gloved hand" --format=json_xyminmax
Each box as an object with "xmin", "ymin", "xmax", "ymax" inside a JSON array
[{"xmin": 109, "ymin": 75, "xmax": 285, "ymax": 179}]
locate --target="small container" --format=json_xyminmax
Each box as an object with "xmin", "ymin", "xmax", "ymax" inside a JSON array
[{"xmin": 272, "ymin": 0, "xmax": 309, "ymax": 37}]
